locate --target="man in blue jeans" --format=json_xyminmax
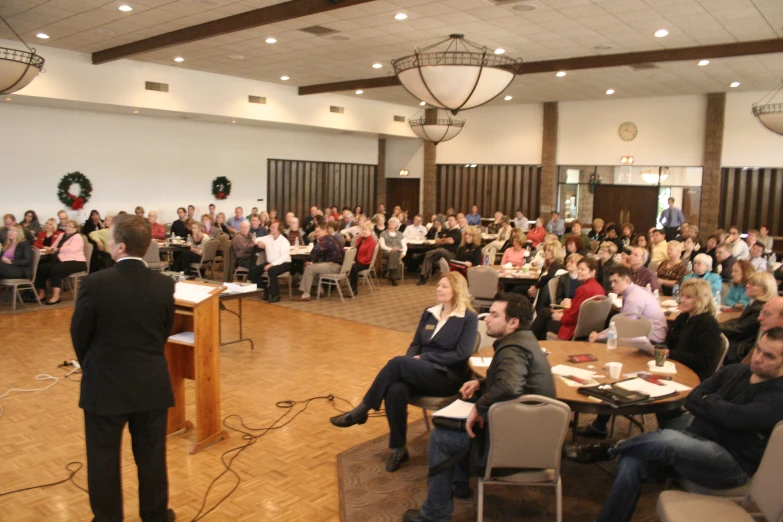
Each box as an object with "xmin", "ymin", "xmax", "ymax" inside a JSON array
[
  {"xmin": 403, "ymin": 293, "xmax": 555, "ymax": 522},
  {"xmin": 565, "ymin": 327, "xmax": 783, "ymax": 522}
]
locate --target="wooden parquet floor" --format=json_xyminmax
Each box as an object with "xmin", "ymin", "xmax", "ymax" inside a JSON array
[{"xmin": 0, "ymin": 299, "xmax": 419, "ymax": 521}]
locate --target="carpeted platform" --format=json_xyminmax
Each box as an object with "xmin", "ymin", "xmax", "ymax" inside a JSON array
[{"xmin": 337, "ymin": 419, "xmax": 664, "ymax": 522}]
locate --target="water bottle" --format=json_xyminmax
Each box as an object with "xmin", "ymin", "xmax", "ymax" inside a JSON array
[
  {"xmin": 713, "ymin": 289, "xmax": 722, "ymax": 312},
  {"xmin": 483, "ymin": 254, "xmax": 490, "ymax": 266},
  {"xmin": 607, "ymin": 321, "xmax": 617, "ymax": 351},
  {"xmin": 295, "ymin": 237, "xmax": 300, "ymax": 247},
  {"xmin": 673, "ymin": 283, "xmax": 680, "ymax": 303},
  {"xmin": 170, "ymin": 231, "xmax": 175, "ymax": 241}
]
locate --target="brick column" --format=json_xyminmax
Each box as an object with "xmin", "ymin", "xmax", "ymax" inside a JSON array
[
  {"xmin": 422, "ymin": 107, "xmax": 438, "ymax": 218},
  {"xmin": 376, "ymin": 138, "xmax": 386, "ymax": 209},
  {"xmin": 540, "ymin": 102, "xmax": 559, "ymax": 218},
  {"xmin": 699, "ymin": 93, "xmax": 726, "ymax": 238}
]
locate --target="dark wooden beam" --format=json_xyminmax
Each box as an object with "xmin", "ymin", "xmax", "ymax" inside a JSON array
[
  {"xmin": 92, "ymin": 0, "xmax": 377, "ymax": 65},
  {"xmin": 298, "ymin": 76, "xmax": 400, "ymax": 95},
  {"xmin": 297, "ymin": 38, "xmax": 783, "ymax": 95}
]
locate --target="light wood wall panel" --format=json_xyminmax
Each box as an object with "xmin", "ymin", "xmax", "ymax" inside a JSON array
[
  {"xmin": 436, "ymin": 164, "xmax": 541, "ymax": 218},
  {"xmin": 267, "ymin": 159, "xmax": 376, "ymax": 219},
  {"xmin": 719, "ymin": 167, "xmax": 783, "ymax": 235}
]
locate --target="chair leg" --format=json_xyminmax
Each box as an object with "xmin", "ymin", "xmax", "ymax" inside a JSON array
[
  {"xmin": 12, "ymin": 287, "xmax": 19, "ymax": 311},
  {"xmin": 556, "ymin": 478, "xmax": 563, "ymax": 522},
  {"xmin": 336, "ymin": 280, "xmax": 344, "ymax": 303},
  {"xmin": 477, "ymin": 479, "xmax": 484, "ymax": 522},
  {"xmin": 288, "ymin": 277, "xmax": 293, "ymax": 299},
  {"xmin": 421, "ymin": 408, "xmax": 431, "ymax": 432},
  {"xmin": 345, "ymin": 279, "xmax": 354, "ymax": 300}
]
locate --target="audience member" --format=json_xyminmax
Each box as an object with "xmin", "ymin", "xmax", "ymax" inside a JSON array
[
  {"xmin": 704, "ymin": 233, "xmax": 720, "ymax": 267},
  {"xmin": 208, "ymin": 203, "xmax": 216, "ymax": 222},
  {"xmin": 564, "ymin": 235, "xmax": 588, "ymax": 257},
  {"xmin": 749, "ymin": 241, "xmax": 768, "ymax": 272},
  {"xmin": 656, "ymin": 240, "xmax": 687, "ymax": 295},
  {"xmin": 527, "ymin": 241, "xmax": 565, "ymax": 310},
  {"xmin": 57, "ymin": 210, "xmax": 69, "ymax": 231},
  {"xmin": 248, "ymin": 214, "xmax": 268, "ymax": 239},
  {"xmin": 186, "ymin": 205, "xmax": 196, "ymax": 220},
  {"xmin": 449, "ymin": 226, "xmax": 482, "ymax": 277},
  {"xmin": 373, "ymin": 213, "xmax": 387, "ymax": 238},
  {"xmin": 619, "ymin": 223, "xmax": 635, "ymax": 253},
  {"xmin": 680, "ymin": 235, "xmax": 698, "ymax": 267},
  {"xmin": 403, "ymin": 215, "xmax": 427, "ymax": 241},
  {"xmin": 34, "ymin": 218, "xmax": 63, "ymax": 251},
  {"xmin": 326, "ymin": 221, "xmax": 346, "ymax": 249},
  {"xmin": 89, "ymin": 215, "xmax": 114, "ymax": 270},
  {"xmin": 485, "ymin": 212, "xmax": 503, "ymax": 234},
  {"xmin": 727, "ymin": 225, "xmax": 750, "ymax": 260},
  {"xmin": 294, "ymin": 225, "xmax": 344, "ymax": 301},
  {"xmin": 659, "ymin": 196, "xmax": 685, "ymax": 240},
  {"xmin": 201, "ymin": 214, "xmax": 220, "ymax": 239},
  {"xmin": 226, "ymin": 207, "xmax": 246, "ymax": 235},
  {"xmin": 596, "ymin": 241, "xmax": 619, "ymax": 292},
  {"xmin": 482, "ymin": 216, "xmax": 512, "ymax": 264},
  {"xmin": 171, "ymin": 222, "xmax": 207, "ymax": 274},
  {"xmin": 682, "ymin": 253, "xmax": 722, "ymax": 296},
  {"xmin": 722, "ymin": 271, "xmax": 778, "ymax": 365},
  {"xmin": 758, "ymin": 225, "xmax": 773, "ymax": 252},
  {"xmin": 650, "ymin": 229, "xmax": 669, "ymax": 265},
  {"xmin": 331, "ymin": 272, "xmax": 478, "ymax": 475},
  {"xmin": 1, "ymin": 214, "xmax": 34, "ymax": 244},
  {"xmin": 134, "ymin": 206, "xmax": 145, "ymax": 217},
  {"xmin": 724, "ymin": 260, "xmax": 754, "ymax": 309},
  {"xmin": 417, "ymin": 215, "xmax": 461, "ymax": 286},
  {"xmin": 380, "ymin": 217, "xmax": 406, "ymax": 285},
  {"xmin": 35, "ymin": 220, "xmax": 86, "ymax": 304},
  {"xmin": 426, "ymin": 217, "xmax": 443, "ymax": 240},
  {"xmin": 170, "ymin": 207, "xmax": 189, "ymax": 239},
  {"xmin": 499, "ymin": 229, "xmax": 528, "ymax": 267},
  {"xmin": 303, "ymin": 206, "xmax": 319, "ymax": 234},
  {"xmin": 466, "ymin": 205, "xmax": 481, "ymax": 226},
  {"xmin": 285, "ymin": 217, "xmax": 308, "ymax": 246},
  {"xmin": 249, "ymin": 222, "xmax": 292, "ymax": 303},
  {"xmin": 232, "ymin": 220, "xmax": 255, "ymax": 270},
  {"xmin": 214, "ymin": 212, "xmax": 230, "ymax": 236},
  {"xmin": 628, "ymin": 247, "xmax": 659, "ymax": 292},
  {"xmin": 0, "ymin": 224, "xmax": 33, "ymax": 281},
  {"xmin": 546, "ymin": 211, "xmax": 565, "ymax": 237},
  {"xmin": 457, "ymin": 215, "xmax": 469, "ymax": 233},
  {"xmin": 714, "ymin": 243, "xmax": 736, "ymax": 282},
  {"xmin": 21, "ymin": 210, "xmax": 41, "ymax": 235},
  {"xmin": 589, "ymin": 218, "xmax": 605, "ymax": 242},
  {"xmin": 349, "ymin": 222, "xmax": 377, "ymax": 295},
  {"xmin": 562, "ymin": 220, "xmax": 590, "ymax": 250},
  {"xmin": 531, "ymin": 254, "xmax": 583, "ymax": 339},
  {"xmin": 83, "ymin": 210, "xmax": 106, "ymax": 273},
  {"xmin": 527, "ymin": 217, "xmax": 546, "ymax": 247},
  {"xmin": 147, "ymin": 211, "xmax": 166, "ymax": 240},
  {"xmin": 513, "ymin": 209, "xmax": 529, "ymax": 231},
  {"xmin": 741, "ymin": 297, "xmax": 783, "ymax": 363},
  {"xmin": 402, "ymin": 293, "xmax": 554, "ymax": 522}
]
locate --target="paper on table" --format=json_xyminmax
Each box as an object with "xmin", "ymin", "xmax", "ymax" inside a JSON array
[
  {"xmin": 168, "ymin": 331, "xmax": 194, "ymax": 344},
  {"xmin": 174, "ymin": 282, "xmax": 215, "ymax": 303},
  {"xmin": 615, "ymin": 377, "xmax": 689, "ymax": 398},
  {"xmin": 551, "ymin": 364, "xmax": 597, "ymax": 380},
  {"xmin": 470, "ymin": 357, "xmax": 492, "ymax": 368},
  {"xmin": 619, "ymin": 336, "xmax": 656, "ymax": 355},
  {"xmin": 432, "ymin": 399, "xmax": 474, "ymax": 420},
  {"xmin": 222, "ymin": 282, "xmax": 258, "ymax": 295}
]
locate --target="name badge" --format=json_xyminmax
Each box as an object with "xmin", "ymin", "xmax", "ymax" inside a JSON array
[{"xmin": 425, "ymin": 324, "xmax": 435, "ymax": 331}]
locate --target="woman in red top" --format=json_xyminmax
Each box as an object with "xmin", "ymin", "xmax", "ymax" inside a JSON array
[
  {"xmin": 34, "ymin": 218, "xmax": 63, "ymax": 250},
  {"xmin": 349, "ymin": 221, "xmax": 377, "ymax": 295},
  {"xmin": 527, "ymin": 217, "xmax": 547, "ymax": 248},
  {"xmin": 553, "ymin": 257, "xmax": 605, "ymax": 340}
]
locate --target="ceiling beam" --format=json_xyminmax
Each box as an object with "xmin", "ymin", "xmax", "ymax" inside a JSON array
[
  {"xmin": 298, "ymin": 38, "xmax": 783, "ymax": 95},
  {"xmin": 92, "ymin": 0, "xmax": 377, "ymax": 65}
]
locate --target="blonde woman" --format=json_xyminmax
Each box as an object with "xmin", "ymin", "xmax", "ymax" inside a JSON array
[
  {"xmin": 34, "ymin": 218, "xmax": 63, "ymax": 250},
  {"xmin": 0, "ymin": 224, "xmax": 33, "ymax": 280},
  {"xmin": 722, "ymin": 271, "xmax": 779, "ymax": 364},
  {"xmin": 450, "ymin": 225, "xmax": 483, "ymax": 276},
  {"xmin": 482, "ymin": 215, "xmax": 513, "ymax": 265},
  {"xmin": 330, "ymin": 272, "xmax": 478, "ymax": 472},
  {"xmin": 201, "ymin": 213, "xmax": 220, "ymax": 239},
  {"xmin": 499, "ymin": 228, "xmax": 528, "ymax": 267},
  {"xmin": 529, "ymin": 241, "xmax": 566, "ymax": 309}
]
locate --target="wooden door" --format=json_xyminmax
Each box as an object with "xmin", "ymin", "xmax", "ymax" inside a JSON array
[
  {"xmin": 593, "ymin": 185, "xmax": 660, "ymax": 229},
  {"xmin": 386, "ymin": 178, "xmax": 421, "ymax": 215}
]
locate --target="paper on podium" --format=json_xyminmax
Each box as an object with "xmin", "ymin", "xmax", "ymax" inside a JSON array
[
  {"xmin": 174, "ymin": 282, "xmax": 216, "ymax": 303},
  {"xmin": 168, "ymin": 331, "xmax": 195, "ymax": 344},
  {"xmin": 432, "ymin": 399, "xmax": 474, "ymax": 420}
]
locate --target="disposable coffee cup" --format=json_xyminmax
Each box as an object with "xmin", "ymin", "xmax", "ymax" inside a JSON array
[
  {"xmin": 608, "ymin": 292, "xmax": 618, "ymax": 301},
  {"xmin": 655, "ymin": 348, "xmax": 669, "ymax": 367},
  {"xmin": 606, "ymin": 362, "xmax": 623, "ymax": 379}
]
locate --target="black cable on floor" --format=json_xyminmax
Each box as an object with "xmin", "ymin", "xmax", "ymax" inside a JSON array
[{"xmin": 0, "ymin": 462, "xmax": 87, "ymax": 497}]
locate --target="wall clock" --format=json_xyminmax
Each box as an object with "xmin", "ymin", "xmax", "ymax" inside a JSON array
[{"xmin": 619, "ymin": 121, "xmax": 638, "ymax": 141}]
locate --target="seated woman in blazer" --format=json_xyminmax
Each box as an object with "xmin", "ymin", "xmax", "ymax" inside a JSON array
[
  {"xmin": 722, "ymin": 271, "xmax": 778, "ymax": 365},
  {"xmin": 330, "ymin": 271, "xmax": 479, "ymax": 472},
  {"xmin": 34, "ymin": 218, "xmax": 63, "ymax": 253},
  {"xmin": 449, "ymin": 226, "xmax": 482, "ymax": 277},
  {"xmin": 35, "ymin": 220, "xmax": 87, "ymax": 305},
  {"xmin": 0, "ymin": 224, "xmax": 33, "ymax": 280},
  {"xmin": 527, "ymin": 240, "xmax": 565, "ymax": 311}
]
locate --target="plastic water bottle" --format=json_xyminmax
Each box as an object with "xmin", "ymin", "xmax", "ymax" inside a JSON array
[
  {"xmin": 295, "ymin": 237, "xmax": 300, "ymax": 247},
  {"xmin": 170, "ymin": 231, "xmax": 175, "ymax": 241},
  {"xmin": 713, "ymin": 290, "xmax": 722, "ymax": 312},
  {"xmin": 672, "ymin": 283, "xmax": 680, "ymax": 303},
  {"xmin": 607, "ymin": 321, "xmax": 618, "ymax": 351},
  {"xmin": 483, "ymin": 254, "xmax": 490, "ymax": 266}
]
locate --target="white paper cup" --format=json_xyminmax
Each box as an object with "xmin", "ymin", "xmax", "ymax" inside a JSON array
[
  {"xmin": 606, "ymin": 362, "xmax": 623, "ymax": 379},
  {"xmin": 608, "ymin": 292, "xmax": 618, "ymax": 301}
]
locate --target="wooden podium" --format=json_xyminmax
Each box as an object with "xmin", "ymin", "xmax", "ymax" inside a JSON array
[{"xmin": 165, "ymin": 281, "xmax": 228, "ymax": 454}]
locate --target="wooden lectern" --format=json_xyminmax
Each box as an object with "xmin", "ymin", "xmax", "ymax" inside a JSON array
[{"xmin": 165, "ymin": 281, "xmax": 227, "ymax": 454}]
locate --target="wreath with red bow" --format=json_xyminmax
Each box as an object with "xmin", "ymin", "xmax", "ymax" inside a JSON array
[
  {"xmin": 57, "ymin": 172, "xmax": 93, "ymax": 210},
  {"xmin": 211, "ymin": 176, "xmax": 232, "ymax": 200}
]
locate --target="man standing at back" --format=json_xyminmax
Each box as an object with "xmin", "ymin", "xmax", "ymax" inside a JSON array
[
  {"xmin": 659, "ymin": 197, "xmax": 685, "ymax": 241},
  {"xmin": 71, "ymin": 214, "xmax": 176, "ymax": 522}
]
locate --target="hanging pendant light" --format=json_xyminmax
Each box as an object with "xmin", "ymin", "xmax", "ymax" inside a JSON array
[
  {"xmin": 408, "ymin": 106, "xmax": 465, "ymax": 145},
  {"xmin": 392, "ymin": 34, "xmax": 521, "ymax": 115},
  {"xmin": 0, "ymin": 15, "xmax": 45, "ymax": 94},
  {"xmin": 752, "ymin": 81, "xmax": 783, "ymax": 136}
]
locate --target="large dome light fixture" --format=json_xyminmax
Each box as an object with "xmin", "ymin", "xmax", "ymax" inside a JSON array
[
  {"xmin": 409, "ymin": 107, "xmax": 465, "ymax": 145},
  {"xmin": 752, "ymin": 81, "xmax": 783, "ymax": 136},
  {"xmin": 0, "ymin": 15, "xmax": 45, "ymax": 94},
  {"xmin": 392, "ymin": 34, "xmax": 521, "ymax": 115}
]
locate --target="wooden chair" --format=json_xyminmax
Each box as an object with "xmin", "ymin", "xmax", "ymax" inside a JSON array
[{"xmin": 0, "ymin": 248, "xmax": 43, "ymax": 311}]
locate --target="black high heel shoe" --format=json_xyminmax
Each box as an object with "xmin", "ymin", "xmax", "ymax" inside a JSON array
[{"xmin": 330, "ymin": 411, "xmax": 368, "ymax": 428}]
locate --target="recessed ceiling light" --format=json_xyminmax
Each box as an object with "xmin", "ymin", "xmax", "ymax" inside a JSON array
[
  {"xmin": 96, "ymin": 28, "xmax": 115, "ymax": 36},
  {"xmin": 133, "ymin": 109, "xmax": 139, "ymax": 114},
  {"xmin": 494, "ymin": 48, "xmax": 505, "ymax": 55},
  {"xmin": 556, "ymin": 71, "xmax": 566, "ymax": 77},
  {"xmin": 470, "ymin": 164, "xmax": 477, "ymax": 168},
  {"xmin": 504, "ymin": 95, "xmax": 512, "ymax": 101},
  {"xmin": 280, "ymin": 75, "xmax": 289, "ymax": 81},
  {"xmin": 512, "ymin": 3, "xmax": 537, "ymax": 12},
  {"xmin": 231, "ymin": 119, "xmax": 236, "ymax": 123},
  {"xmin": 36, "ymin": 33, "xmax": 49, "ymax": 39},
  {"xmin": 356, "ymin": 90, "xmax": 363, "ymax": 94},
  {"xmin": 698, "ymin": 59, "xmax": 709, "ymax": 66},
  {"xmin": 174, "ymin": 56, "xmax": 184, "ymax": 62},
  {"xmin": 394, "ymin": 13, "xmax": 408, "ymax": 20},
  {"xmin": 730, "ymin": 81, "xmax": 740, "ymax": 88},
  {"xmin": 228, "ymin": 54, "xmax": 244, "ymax": 60},
  {"xmin": 372, "ymin": 63, "xmax": 382, "ymax": 69},
  {"xmin": 265, "ymin": 37, "xmax": 277, "ymax": 44},
  {"xmin": 420, "ymin": 101, "xmax": 426, "ymax": 106},
  {"xmin": 118, "ymin": 4, "xmax": 133, "ymax": 12},
  {"xmin": 594, "ymin": 44, "xmax": 613, "ymax": 50},
  {"xmin": 654, "ymin": 29, "xmax": 668, "ymax": 37},
  {"xmin": 606, "ymin": 89, "xmax": 615, "ymax": 95},
  {"xmin": 465, "ymin": 164, "xmax": 470, "ymax": 167}
]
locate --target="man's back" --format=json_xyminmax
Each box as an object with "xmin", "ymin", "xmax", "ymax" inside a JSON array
[{"xmin": 71, "ymin": 259, "xmax": 175, "ymax": 415}]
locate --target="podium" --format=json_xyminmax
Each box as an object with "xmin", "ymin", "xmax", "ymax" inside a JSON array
[{"xmin": 165, "ymin": 281, "xmax": 227, "ymax": 454}]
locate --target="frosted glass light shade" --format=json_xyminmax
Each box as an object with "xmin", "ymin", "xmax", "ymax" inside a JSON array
[
  {"xmin": 0, "ymin": 48, "xmax": 44, "ymax": 94},
  {"xmin": 752, "ymin": 103, "xmax": 783, "ymax": 136},
  {"xmin": 408, "ymin": 107, "xmax": 465, "ymax": 145}
]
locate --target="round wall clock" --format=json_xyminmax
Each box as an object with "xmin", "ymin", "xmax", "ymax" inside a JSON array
[{"xmin": 619, "ymin": 121, "xmax": 638, "ymax": 141}]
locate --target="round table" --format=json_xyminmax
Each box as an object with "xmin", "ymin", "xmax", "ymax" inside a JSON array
[{"xmin": 470, "ymin": 340, "xmax": 701, "ymax": 441}]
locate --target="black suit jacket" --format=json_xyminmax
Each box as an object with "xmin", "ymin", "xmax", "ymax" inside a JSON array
[
  {"xmin": 71, "ymin": 259, "xmax": 176, "ymax": 415},
  {"xmin": 405, "ymin": 308, "xmax": 479, "ymax": 382},
  {"xmin": 7, "ymin": 241, "xmax": 33, "ymax": 279}
]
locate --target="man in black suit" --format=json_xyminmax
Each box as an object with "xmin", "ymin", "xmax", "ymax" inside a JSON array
[{"xmin": 71, "ymin": 214, "xmax": 176, "ymax": 522}]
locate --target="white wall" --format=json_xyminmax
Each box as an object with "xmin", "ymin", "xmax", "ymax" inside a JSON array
[
  {"xmin": 723, "ymin": 91, "xmax": 783, "ymax": 167},
  {"xmin": 436, "ymin": 104, "xmax": 543, "ymax": 165},
  {"xmin": 385, "ymin": 138, "xmax": 424, "ymax": 178},
  {"xmin": 0, "ymin": 103, "xmax": 379, "ymax": 224},
  {"xmin": 558, "ymin": 95, "xmax": 707, "ymax": 166}
]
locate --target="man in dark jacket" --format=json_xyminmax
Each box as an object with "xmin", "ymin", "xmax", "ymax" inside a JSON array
[
  {"xmin": 566, "ymin": 327, "xmax": 783, "ymax": 522},
  {"xmin": 403, "ymin": 293, "xmax": 555, "ymax": 522},
  {"xmin": 71, "ymin": 214, "xmax": 176, "ymax": 522}
]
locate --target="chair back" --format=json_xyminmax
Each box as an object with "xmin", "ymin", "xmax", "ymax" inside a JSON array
[
  {"xmin": 468, "ymin": 266, "xmax": 500, "ymax": 300},
  {"xmin": 340, "ymin": 247, "xmax": 357, "ymax": 275},
  {"xmin": 369, "ymin": 242, "xmax": 380, "ymax": 268},
  {"xmin": 143, "ymin": 239, "xmax": 160, "ymax": 263},
  {"xmin": 200, "ymin": 239, "xmax": 219, "ymax": 263},
  {"xmin": 29, "ymin": 247, "xmax": 42, "ymax": 282},
  {"xmin": 163, "ymin": 223, "xmax": 172, "ymax": 234},
  {"xmin": 750, "ymin": 421, "xmax": 783, "ymax": 522},
  {"xmin": 476, "ymin": 313, "xmax": 493, "ymax": 351},
  {"xmin": 612, "ymin": 314, "xmax": 653, "ymax": 339},
  {"xmin": 81, "ymin": 237, "xmax": 94, "ymax": 275},
  {"xmin": 484, "ymin": 395, "xmax": 571, "ymax": 481},
  {"xmin": 572, "ymin": 294, "xmax": 612, "ymax": 340},
  {"xmin": 438, "ymin": 257, "xmax": 450, "ymax": 276},
  {"xmin": 707, "ymin": 333, "xmax": 730, "ymax": 377},
  {"xmin": 547, "ymin": 276, "xmax": 560, "ymax": 307}
]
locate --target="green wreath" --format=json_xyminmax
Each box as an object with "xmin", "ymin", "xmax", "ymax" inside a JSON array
[
  {"xmin": 57, "ymin": 172, "xmax": 92, "ymax": 210},
  {"xmin": 212, "ymin": 176, "xmax": 232, "ymax": 200}
]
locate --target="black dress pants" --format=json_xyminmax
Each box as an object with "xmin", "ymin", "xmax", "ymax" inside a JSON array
[
  {"xmin": 531, "ymin": 307, "xmax": 562, "ymax": 340},
  {"xmin": 84, "ymin": 408, "xmax": 169, "ymax": 522},
  {"xmin": 349, "ymin": 262, "xmax": 370, "ymax": 290},
  {"xmin": 250, "ymin": 262, "xmax": 292, "ymax": 296},
  {"xmin": 35, "ymin": 260, "xmax": 86, "ymax": 289},
  {"xmin": 362, "ymin": 356, "xmax": 461, "ymax": 449}
]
